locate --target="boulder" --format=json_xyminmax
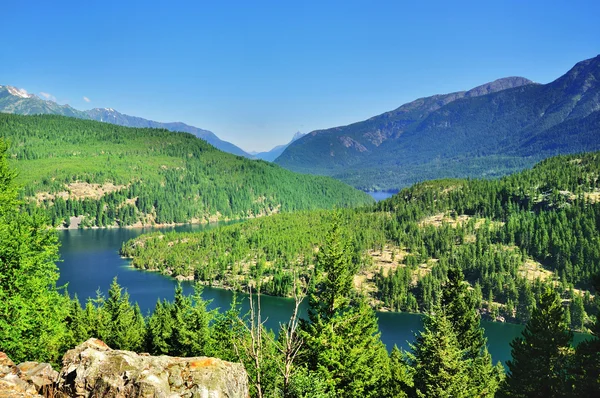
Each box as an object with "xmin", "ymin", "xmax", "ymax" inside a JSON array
[
  {"xmin": 16, "ymin": 362, "xmax": 58, "ymax": 396},
  {"xmin": 0, "ymin": 352, "xmax": 44, "ymax": 398},
  {"xmin": 56, "ymin": 338, "xmax": 249, "ymax": 397}
]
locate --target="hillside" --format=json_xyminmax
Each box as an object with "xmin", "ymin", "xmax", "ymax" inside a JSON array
[
  {"xmin": 0, "ymin": 85, "xmax": 252, "ymax": 158},
  {"xmin": 0, "ymin": 113, "xmax": 372, "ymax": 227},
  {"xmin": 276, "ymin": 55, "xmax": 600, "ymax": 191},
  {"xmin": 123, "ymin": 151, "xmax": 600, "ymax": 329},
  {"xmin": 85, "ymin": 107, "xmax": 253, "ymax": 158}
]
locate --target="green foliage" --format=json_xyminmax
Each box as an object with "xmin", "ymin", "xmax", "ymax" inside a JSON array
[
  {"xmin": 441, "ymin": 268, "xmax": 503, "ymax": 396},
  {"xmin": 145, "ymin": 284, "xmax": 215, "ymax": 357},
  {"xmin": 0, "ymin": 139, "xmax": 69, "ymax": 365},
  {"xmin": 569, "ymin": 275, "xmax": 600, "ymax": 396},
  {"xmin": 125, "ymin": 152, "xmax": 600, "ymax": 330},
  {"xmin": 0, "ymin": 113, "xmax": 372, "ymax": 227},
  {"xmin": 121, "ymin": 210, "xmax": 387, "ymax": 296},
  {"xmin": 102, "ymin": 278, "xmax": 146, "ymax": 351},
  {"xmin": 501, "ymin": 288, "xmax": 573, "ymax": 397},
  {"xmin": 300, "ymin": 216, "xmax": 391, "ymax": 397},
  {"xmin": 409, "ymin": 313, "xmax": 473, "ymax": 398}
]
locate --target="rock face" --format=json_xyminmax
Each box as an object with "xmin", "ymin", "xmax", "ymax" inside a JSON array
[
  {"xmin": 0, "ymin": 351, "xmax": 56, "ymax": 398},
  {"xmin": 56, "ymin": 339, "xmax": 249, "ymax": 397},
  {"xmin": 0, "ymin": 339, "xmax": 249, "ymax": 398}
]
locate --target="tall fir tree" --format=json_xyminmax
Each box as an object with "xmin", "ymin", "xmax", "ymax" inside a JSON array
[
  {"xmin": 408, "ymin": 311, "xmax": 473, "ymax": 398},
  {"xmin": 299, "ymin": 213, "xmax": 390, "ymax": 398},
  {"xmin": 102, "ymin": 277, "xmax": 145, "ymax": 351},
  {"xmin": 501, "ymin": 287, "xmax": 573, "ymax": 397},
  {"xmin": 441, "ymin": 267, "xmax": 503, "ymax": 396},
  {"xmin": 0, "ymin": 140, "xmax": 69, "ymax": 365},
  {"xmin": 570, "ymin": 275, "xmax": 600, "ymax": 395}
]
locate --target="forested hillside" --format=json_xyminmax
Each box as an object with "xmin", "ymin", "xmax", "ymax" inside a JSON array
[
  {"xmin": 0, "ymin": 113, "xmax": 372, "ymax": 227},
  {"xmin": 276, "ymin": 55, "xmax": 600, "ymax": 191},
  {"xmin": 124, "ymin": 151, "xmax": 600, "ymax": 331},
  {"xmin": 0, "ymin": 85, "xmax": 253, "ymax": 157},
  {"xmin": 2, "ymin": 141, "xmax": 599, "ymax": 396}
]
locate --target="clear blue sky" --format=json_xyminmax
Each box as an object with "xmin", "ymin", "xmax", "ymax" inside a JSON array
[{"xmin": 2, "ymin": 1, "xmax": 599, "ymax": 151}]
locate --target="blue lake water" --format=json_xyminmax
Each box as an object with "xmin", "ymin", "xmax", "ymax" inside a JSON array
[
  {"xmin": 56, "ymin": 225, "xmax": 589, "ymax": 367},
  {"xmin": 366, "ymin": 191, "xmax": 396, "ymax": 201}
]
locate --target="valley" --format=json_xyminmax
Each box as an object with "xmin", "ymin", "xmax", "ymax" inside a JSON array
[{"xmin": 1, "ymin": 16, "xmax": 599, "ymax": 393}]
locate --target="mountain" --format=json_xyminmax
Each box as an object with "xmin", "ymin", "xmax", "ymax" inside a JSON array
[
  {"xmin": 0, "ymin": 86, "xmax": 252, "ymax": 158},
  {"xmin": 1, "ymin": 113, "xmax": 372, "ymax": 228},
  {"xmin": 0, "ymin": 85, "xmax": 88, "ymax": 118},
  {"xmin": 84, "ymin": 107, "xmax": 252, "ymax": 158},
  {"xmin": 253, "ymin": 131, "xmax": 306, "ymax": 162},
  {"xmin": 276, "ymin": 55, "xmax": 600, "ymax": 191}
]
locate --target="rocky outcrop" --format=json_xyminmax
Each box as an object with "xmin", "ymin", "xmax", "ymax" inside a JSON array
[
  {"xmin": 56, "ymin": 339, "xmax": 249, "ymax": 397},
  {"xmin": 0, "ymin": 352, "xmax": 56, "ymax": 398},
  {"xmin": 1, "ymin": 339, "xmax": 249, "ymax": 398}
]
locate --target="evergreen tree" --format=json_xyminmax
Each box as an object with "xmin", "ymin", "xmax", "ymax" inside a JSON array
[
  {"xmin": 0, "ymin": 140, "xmax": 69, "ymax": 365},
  {"xmin": 185, "ymin": 284, "xmax": 215, "ymax": 356},
  {"xmin": 442, "ymin": 267, "xmax": 486, "ymax": 358},
  {"xmin": 300, "ymin": 213, "xmax": 390, "ymax": 397},
  {"xmin": 146, "ymin": 299, "xmax": 174, "ymax": 355},
  {"xmin": 570, "ymin": 275, "xmax": 600, "ymax": 396},
  {"xmin": 386, "ymin": 346, "xmax": 412, "ymax": 398},
  {"xmin": 65, "ymin": 295, "xmax": 91, "ymax": 347},
  {"xmin": 102, "ymin": 277, "xmax": 145, "ymax": 351},
  {"xmin": 501, "ymin": 288, "xmax": 573, "ymax": 397},
  {"xmin": 408, "ymin": 312, "xmax": 472, "ymax": 398},
  {"xmin": 441, "ymin": 267, "xmax": 502, "ymax": 396},
  {"xmin": 210, "ymin": 293, "xmax": 247, "ymax": 361}
]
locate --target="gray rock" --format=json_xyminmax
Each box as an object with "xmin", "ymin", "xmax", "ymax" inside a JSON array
[
  {"xmin": 0, "ymin": 352, "xmax": 43, "ymax": 398},
  {"xmin": 56, "ymin": 338, "xmax": 249, "ymax": 397}
]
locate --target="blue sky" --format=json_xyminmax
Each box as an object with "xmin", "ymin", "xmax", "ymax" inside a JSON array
[{"xmin": 2, "ymin": 1, "xmax": 599, "ymax": 151}]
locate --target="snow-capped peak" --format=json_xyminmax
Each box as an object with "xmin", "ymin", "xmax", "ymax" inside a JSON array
[{"xmin": 6, "ymin": 86, "xmax": 33, "ymax": 99}]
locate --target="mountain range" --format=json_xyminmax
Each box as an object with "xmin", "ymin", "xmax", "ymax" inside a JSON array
[
  {"xmin": 251, "ymin": 131, "xmax": 306, "ymax": 161},
  {"xmin": 0, "ymin": 86, "xmax": 252, "ymax": 158},
  {"xmin": 276, "ymin": 55, "xmax": 600, "ymax": 191}
]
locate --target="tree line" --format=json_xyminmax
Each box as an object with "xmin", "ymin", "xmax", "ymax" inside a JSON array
[
  {"xmin": 123, "ymin": 152, "xmax": 600, "ymax": 331},
  {"xmin": 0, "ymin": 113, "xmax": 372, "ymax": 228}
]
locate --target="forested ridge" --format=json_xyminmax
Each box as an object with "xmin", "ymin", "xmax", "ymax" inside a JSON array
[
  {"xmin": 0, "ymin": 113, "xmax": 372, "ymax": 227},
  {"xmin": 123, "ymin": 151, "xmax": 600, "ymax": 332}
]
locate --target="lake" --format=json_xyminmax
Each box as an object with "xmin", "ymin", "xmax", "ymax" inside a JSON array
[
  {"xmin": 56, "ymin": 225, "xmax": 589, "ymax": 367},
  {"xmin": 366, "ymin": 191, "xmax": 396, "ymax": 201}
]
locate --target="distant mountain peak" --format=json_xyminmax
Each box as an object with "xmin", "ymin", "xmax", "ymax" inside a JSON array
[
  {"xmin": 0, "ymin": 86, "xmax": 253, "ymax": 158},
  {"xmin": 4, "ymin": 85, "xmax": 35, "ymax": 99},
  {"xmin": 553, "ymin": 54, "xmax": 600, "ymax": 92},
  {"xmin": 292, "ymin": 131, "xmax": 305, "ymax": 142},
  {"xmin": 464, "ymin": 77, "xmax": 534, "ymax": 97},
  {"xmin": 276, "ymin": 55, "xmax": 600, "ymax": 190},
  {"xmin": 253, "ymin": 131, "xmax": 307, "ymax": 162}
]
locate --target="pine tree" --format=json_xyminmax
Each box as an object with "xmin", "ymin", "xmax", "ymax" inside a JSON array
[
  {"xmin": 102, "ymin": 277, "xmax": 145, "ymax": 351},
  {"xmin": 409, "ymin": 312, "xmax": 472, "ymax": 398},
  {"xmin": 570, "ymin": 275, "xmax": 600, "ymax": 395},
  {"xmin": 186, "ymin": 283, "xmax": 215, "ymax": 356},
  {"xmin": 501, "ymin": 287, "xmax": 573, "ymax": 397},
  {"xmin": 386, "ymin": 346, "xmax": 412, "ymax": 398},
  {"xmin": 65, "ymin": 295, "xmax": 91, "ymax": 347},
  {"xmin": 209, "ymin": 293, "xmax": 247, "ymax": 361},
  {"xmin": 300, "ymin": 213, "xmax": 390, "ymax": 397},
  {"xmin": 0, "ymin": 140, "xmax": 69, "ymax": 364},
  {"xmin": 145, "ymin": 299, "xmax": 174, "ymax": 355},
  {"xmin": 441, "ymin": 267, "xmax": 503, "ymax": 396}
]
